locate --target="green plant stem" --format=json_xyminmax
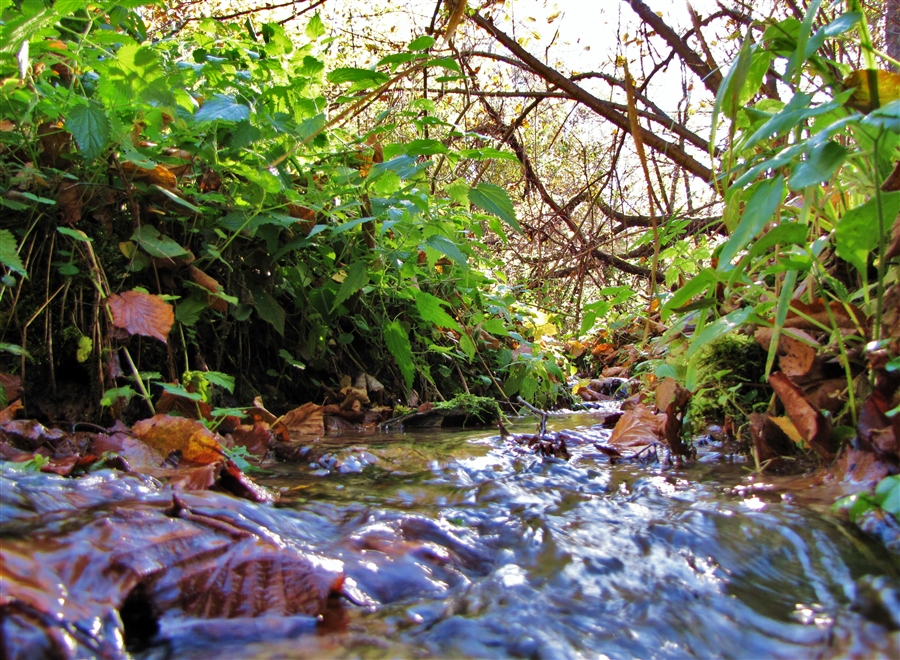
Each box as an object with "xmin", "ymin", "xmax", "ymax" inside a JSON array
[
  {"xmin": 872, "ymin": 132, "xmax": 887, "ymax": 339},
  {"xmin": 121, "ymin": 347, "xmax": 155, "ymax": 416},
  {"xmin": 822, "ymin": 300, "xmax": 858, "ymax": 427}
]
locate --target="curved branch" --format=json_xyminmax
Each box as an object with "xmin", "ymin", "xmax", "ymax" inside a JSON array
[{"xmin": 469, "ymin": 12, "xmax": 714, "ymax": 184}]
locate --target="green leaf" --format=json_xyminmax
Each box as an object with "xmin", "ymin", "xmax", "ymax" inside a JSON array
[
  {"xmin": 67, "ymin": 102, "xmax": 110, "ymax": 161},
  {"xmin": 331, "ymin": 260, "xmax": 369, "ymax": 311},
  {"xmin": 305, "ymin": 12, "xmax": 326, "ymax": 39},
  {"xmin": 101, "ymin": 386, "xmax": 136, "ymax": 407},
  {"xmin": 661, "ymin": 269, "xmax": 715, "ymax": 320},
  {"xmin": 152, "ymin": 185, "xmax": 203, "ymax": 214},
  {"xmin": 131, "ymin": 226, "xmax": 189, "ymax": 259},
  {"xmin": 447, "ymin": 179, "xmax": 469, "ymax": 206},
  {"xmin": 405, "ymin": 138, "xmax": 449, "ymax": 156},
  {"xmin": 327, "ymin": 67, "xmax": 390, "ymax": 86},
  {"xmin": 0, "ymin": 342, "xmax": 31, "ymax": 358},
  {"xmin": 718, "ymin": 176, "xmax": 785, "ymax": 267},
  {"xmin": 279, "ymin": 348, "xmax": 306, "ymax": 370},
  {"xmin": 426, "ymin": 57, "xmax": 461, "ymax": 73},
  {"xmin": 250, "ymin": 287, "xmax": 286, "ymax": 335},
  {"xmin": 744, "ymin": 221, "xmax": 809, "ymax": 263},
  {"xmin": 0, "ymin": 229, "xmax": 26, "ymax": 276},
  {"xmin": 459, "ymin": 331, "xmax": 475, "ymax": 360},
  {"xmin": 686, "ymin": 307, "xmax": 756, "ymax": 359},
  {"xmin": 57, "ymin": 227, "xmax": 92, "ymax": 242},
  {"xmin": 383, "ymin": 320, "xmax": 414, "ymax": 392},
  {"xmin": 408, "ymin": 35, "xmax": 435, "ymax": 51},
  {"xmin": 424, "ymin": 234, "xmax": 467, "ymax": 266},
  {"xmin": 414, "ymin": 290, "xmax": 461, "ymax": 331},
  {"xmin": 835, "ymin": 192, "xmax": 900, "ymax": 274},
  {"xmin": 160, "ymin": 383, "xmax": 204, "ymax": 401},
  {"xmin": 470, "ymin": 183, "xmax": 520, "ymax": 232},
  {"xmin": 195, "ymin": 94, "xmax": 251, "ymax": 123},
  {"xmin": 789, "ymin": 141, "xmax": 848, "ymax": 189},
  {"xmin": 459, "ymin": 147, "xmax": 519, "ymax": 162},
  {"xmin": 203, "ymin": 371, "xmax": 235, "ymax": 393}
]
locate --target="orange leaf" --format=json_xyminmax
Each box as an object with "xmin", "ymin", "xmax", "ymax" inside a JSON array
[
  {"xmin": 132, "ymin": 414, "xmax": 224, "ymax": 464},
  {"xmin": 120, "ymin": 161, "xmax": 178, "ymax": 189},
  {"xmin": 275, "ymin": 402, "xmax": 325, "ymax": 440},
  {"xmin": 609, "ymin": 404, "xmax": 662, "ymax": 447},
  {"xmin": 189, "ymin": 266, "xmax": 228, "ymax": 313},
  {"xmin": 107, "ymin": 290, "xmax": 174, "ymax": 343},
  {"xmin": 768, "ymin": 372, "xmax": 834, "ymax": 460}
]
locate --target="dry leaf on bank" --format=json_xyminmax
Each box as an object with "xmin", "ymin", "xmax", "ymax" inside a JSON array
[
  {"xmin": 275, "ymin": 402, "xmax": 325, "ymax": 440},
  {"xmin": 755, "ymin": 327, "xmax": 818, "ymax": 378},
  {"xmin": 609, "ymin": 404, "xmax": 662, "ymax": 447},
  {"xmin": 132, "ymin": 414, "xmax": 224, "ymax": 464},
  {"xmin": 769, "ymin": 372, "xmax": 834, "ymax": 460},
  {"xmin": 107, "ymin": 290, "xmax": 174, "ymax": 343},
  {"xmin": 783, "ymin": 299, "xmax": 866, "ymax": 332}
]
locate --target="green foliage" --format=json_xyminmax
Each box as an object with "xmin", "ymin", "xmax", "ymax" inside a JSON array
[
  {"xmin": 0, "ymin": 0, "xmax": 528, "ymax": 413},
  {"xmin": 834, "ymin": 475, "xmax": 900, "ymax": 522}
]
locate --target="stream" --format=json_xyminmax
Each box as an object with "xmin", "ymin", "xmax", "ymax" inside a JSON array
[{"xmin": 3, "ymin": 409, "xmax": 900, "ymax": 658}]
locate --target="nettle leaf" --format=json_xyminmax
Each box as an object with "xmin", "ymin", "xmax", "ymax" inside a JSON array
[
  {"xmin": 195, "ymin": 94, "xmax": 251, "ymax": 123},
  {"xmin": 470, "ymin": 183, "xmax": 521, "ymax": 233},
  {"xmin": 718, "ymin": 175, "xmax": 785, "ymax": 267},
  {"xmin": 424, "ymin": 234, "xmax": 467, "ymax": 266},
  {"xmin": 447, "ymin": 179, "xmax": 470, "ymax": 206},
  {"xmin": 306, "ymin": 12, "xmax": 326, "ymax": 39},
  {"xmin": 836, "ymin": 192, "xmax": 900, "ymax": 275},
  {"xmin": 383, "ymin": 320, "xmax": 414, "ymax": 392},
  {"xmin": 408, "ymin": 35, "xmax": 435, "ymax": 51},
  {"xmin": 0, "ymin": 229, "xmax": 27, "ymax": 276},
  {"xmin": 203, "ymin": 371, "xmax": 235, "ymax": 393},
  {"xmin": 414, "ymin": 290, "xmax": 461, "ymax": 331},
  {"xmin": 331, "ymin": 260, "xmax": 369, "ymax": 312},
  {"xmin": 132, "ymin": 226, "xmax": 189, "ymax": 259},
  {"xmin": 66, "ymin": 102, "xmax": 110, "ymax": 161},
  {"xmin": 327, "ymin": 67, "xmax": 390, "ymax": 86}
]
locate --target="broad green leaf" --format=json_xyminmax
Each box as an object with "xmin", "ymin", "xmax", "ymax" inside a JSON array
[
  {"xmin": 835, "ymin": 192, "xmax": 900, "ymax": 274},
  {"xmin": 661, "ymin": 269, "xmax": 715, "ymax": 320},
  {"xmin": 152, "ymin": 186, "xmax": 203, "ymax": 214},
  {"xmin": 789, "ymin": 141, "xmax": 848, "ymax": 189},
  {"xmin": 195, "ymin": 94, "xmax": 251, "ymax": 123},
  {"xmin": 424, "ymin": 234, "xmax": 467, "ymax": 266},
  {"xmin": 0, "ymin": 342, "xmax": 31, "ymax": 358},
  {"xmin": 132, "ymin": 226, "xmax": 189, "ymax": 259},
  {"xmin": 0, "ymin": 229, "xmax": 26, "ymax": 276},
  {"xmin": 459, "ymin": 147, "xmax": 519, "ymax": 162},
  {"xmin": 249, "ymin": 286, "xmax": 286, "ymax": 335},
  {"xmin": 481, "ymin": 318, "xmax": 509, "ymax": 336},
  {"xmin": 414, "ymin": 290, "xmax": 461, "ymax": 331},
  {"xmin": 331, "ymin": 260, "xmax": 369, "ymax": 311},
  {"xmin": 426, "ymin": 57, "xmax": 461, "ymax": 73},
  {"xmin": 447, "ymin": 179, "xmax": 469, "ymax": 206},
  {"xmin": 306, "ymin": 12, "xmax": 325, "ymax": 39},
  {"xmin": 101, "ymin": 386, "xmax": 136, "ymax": 407},
  {"xmin": 459, "ymin": 331, "xmax": 475, "ymax": 360},
  {"xmin": 383, "ymin": 320, "xmax": 414, "ymax": 392},
  {"xmin": 744, "ymin": 222, "xmax": 809, "ymax": 263},
  {"xmin": 408, "ymin": 35, "xmax": 435, "ymax": 51},
  {"xmin": 327, "ymin": 67, "xmax": 390, "ymax": 86},
  {"xmin": 405, "ymin": 138, "xmax": 449, "ymax": 156},
  {"xmin": 202, "ymin": 371, "xmax": 235, "ymax": 393},
  {"xmin": 718, "ymin": 176, "xmax": 785, "ymax": 267},
  {"xmin": 160, "ymin": 383, "xmax": 204, "ymax": 401},
  {"xmin": 371, "ymin": 171, "xmax": 402, "ymax": 195},
  {"xmin": 67, "ymin": 102, "xmax": 110, "ymax": 161},
  {"xmin": 297, "ymin": 114, "xmax": 326, "ymax": 141},
  {"xmin": 378, "ymin": 52, "xmax": 421, "ymax": 68},
  {"xmin": 470, "ymin": 183, "xmax": 520, "ymax": 232},
  {"xmin": 686, "ymin": 307, "xmax": 756, "ymax": 359}
]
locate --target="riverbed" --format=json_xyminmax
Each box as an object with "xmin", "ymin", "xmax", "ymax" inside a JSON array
[{"xmin": 3, "ymin": 410, "xmax": 899, "ymax": 658}]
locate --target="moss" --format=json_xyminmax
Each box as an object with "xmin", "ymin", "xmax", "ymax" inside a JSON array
[
  {"xmin": 686, "ymin": 332, "xmax": 768, "ymax": 431},
  {"xmin": 434, "ymin": 393, "xmax": 502, "ymax": 426}
]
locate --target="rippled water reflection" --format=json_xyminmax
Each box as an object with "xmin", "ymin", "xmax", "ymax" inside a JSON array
[{"xmin": 173, "ymin": 411, "xmax": 899, "ymax": 658}]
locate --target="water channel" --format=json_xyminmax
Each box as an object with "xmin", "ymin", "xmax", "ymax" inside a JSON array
[{"xmin": 3, "ymin": 409, "xmax": 899, "ymax": 658}]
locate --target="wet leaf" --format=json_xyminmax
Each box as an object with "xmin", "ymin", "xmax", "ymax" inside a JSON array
[
  {"xmin": 275, "ymin": 402, "xmax": 324, "ymax": 439},
  {"xmin": 769, "ymin": 371, "xmax": 834, "ymax": 460},
  {"xmin": 609, "ymin": 404, "xmax": 662, "ymax": 447},
  {"xmin": 132, "ymin": 414, "xmax": 224, "ymax": 464},
  {"xmin": 228, "ymin": 421, "xmax": 272, "ymax": 458},
  {"xmin": 107, "ymin": 289, "xmax": 174, "ymax": 343}
]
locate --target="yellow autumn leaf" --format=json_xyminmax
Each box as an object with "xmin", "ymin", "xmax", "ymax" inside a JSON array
[
  {"xmin": 844, "ymin": 69, "xmax": 900, "ymax": 113},
  {"xmin": 132, "ymin": 414, "xmax": 224, "ymax": 464}
]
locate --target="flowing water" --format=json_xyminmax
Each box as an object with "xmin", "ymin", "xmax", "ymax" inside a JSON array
[{"xmin": 3, "ymin": 409, "xmax": 900, "ymax": 658}]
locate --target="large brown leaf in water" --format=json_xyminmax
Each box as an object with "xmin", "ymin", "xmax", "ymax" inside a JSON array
[
  {"xmin": 275, "ymin": 402, "xmax": 325, "ymax": 440},
  {"xmin": 0, "ymin": 488, "xmax": 345, "ymax": 658},
  {"xmin": 132, "ymin": 414, "xmax": 224, "ymax": 465},
  {"xmin": 107, "ymin": 289, "xmax": 175, "ymax": 343},
  {"xmin": 608, "ymin": 404, "xmax": 663, "ymax": 447}
]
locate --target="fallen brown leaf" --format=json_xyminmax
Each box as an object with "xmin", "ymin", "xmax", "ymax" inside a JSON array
[
  {"xmin": 107, "ymin": 289, "xmax": 174, "ymax": 343},
  {"xmin": 275, "ymin": 402, "xmax": 325, "ymax": 440},
  {"xmin": 609, "ymin": 404, "xmax": 662, "ymax": 447},
  {"xmin": 769, "ymin": 371, "xmax": 834, "ymax": 460},
  {"xmin": 189, "ymin": 266, "xmax": 228, "ymax": 313},
  {"xmin": 755, "ymin": 327, "xmax": 818, "ymax": 378},
  {"xmin": 132, "ymin": 414, "xmax": 224, "ymax": 464}
]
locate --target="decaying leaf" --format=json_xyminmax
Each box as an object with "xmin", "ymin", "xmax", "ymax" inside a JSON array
[
  {"xmin": 56, "ymin": 180, "xmax": 82, "ymax": 225},
  {"xmin": 769, "ymin": 371, "xmax": 834, "ymax": 460},
  {"xmin": 609, "ymin": 404, "xmax": 662, "ymax": 447},
  {"xmin": 0, "ymin": 373, "xmax": 23, "ymax": 402},
  {"xmin": 248, "ymin": 396, "xmax": 279, "ymax": 426},
  {"xmin": 275, "ymin": 402, "xmax": 325, "ymax": 440},
  {"xmin": 107, "ymin": 289, "xmax": 174, "ymax": 343},
  {"xmin": 769, "ymin": 415, "xmax": 806, "ymax": 446},
  {"xmin": 120, "ymin": 161, "xmax": 178, "ymax": 189},
  {"xmin": 189, "ymin": 265, "xmax": 228, "ymax": 313},
  {"xmin": 227, "ymin": 421, "xmax": 272, "ymax": 458},
  {"xmin": 0, "ymin": 399, "xmax": 24, "ymax": 422},
  {"xmin": 749, "ymin": 412, "xmax": 798, "ymax": 468},
  {"xmin": 132, "ymin": 414, "xmax": 224, "ymax": 464},
  {"xmin": 655, "ymin": 377, "xmax": 690, "ymax": 413},
  {"xmin": 755, "ymin": 327, "xmax": 818, "ymax": 378},
  {"xmin": 783, "ymin": 299, "xmax": 866, "ymax": 333}
]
